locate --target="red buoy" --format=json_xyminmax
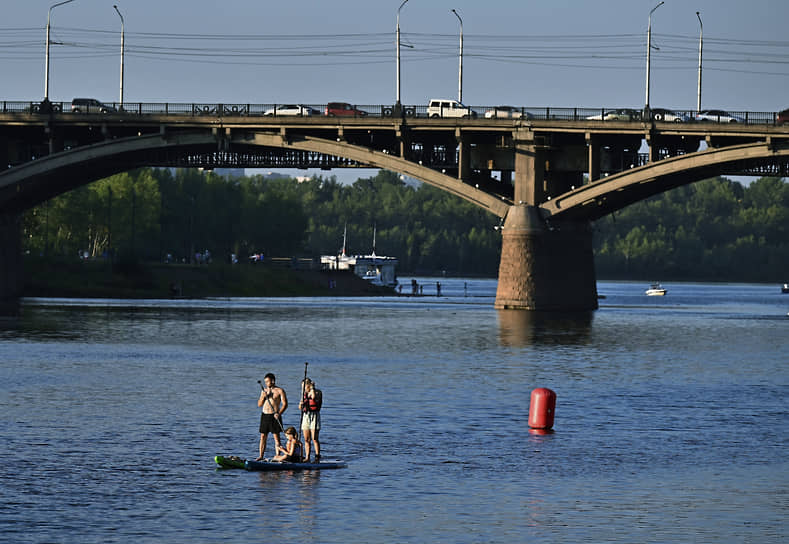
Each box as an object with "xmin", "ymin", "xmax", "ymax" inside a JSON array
[{"xmin": 528, "ymin": 388, "xmax": 557, "ymax": 430}]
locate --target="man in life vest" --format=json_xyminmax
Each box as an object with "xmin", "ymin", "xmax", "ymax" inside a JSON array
[{"xmin": 299, "ymin": 378, "xmax": 322, "ymax": 462}]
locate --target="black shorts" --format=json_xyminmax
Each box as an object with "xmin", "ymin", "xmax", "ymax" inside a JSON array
[{"xmin": 259, "ymin": 413, "xmax": 281, "ymax": 434}]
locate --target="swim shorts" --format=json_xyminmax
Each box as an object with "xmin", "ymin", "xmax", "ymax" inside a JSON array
[
  {"xmin": 259, "ymin": 413, "xmax": 282, "ymax": 434},
  {"xmin": 301, "ymin": 411, "xmax": 321, "ymax": 431}
]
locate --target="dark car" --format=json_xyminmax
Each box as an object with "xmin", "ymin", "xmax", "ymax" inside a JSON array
[
  {"xmin": 70, "ymin": 98, "xmax": 116, "ymax": 113},
  {"xmin": 777, "ymin": 108, "xmax": 789, "ymax": 125},
  {"xmin": 325, "ymin": 102, "xmax": 367, "ymax": 117}
]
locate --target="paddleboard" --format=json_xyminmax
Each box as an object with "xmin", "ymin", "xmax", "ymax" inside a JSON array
[
  {"xmin": 214, "ymin": 455, "xmax": 247, "ymax": 469},
  {"xmin": 244, "ymin": 459, "xmax": 347, "ymax": 471}
]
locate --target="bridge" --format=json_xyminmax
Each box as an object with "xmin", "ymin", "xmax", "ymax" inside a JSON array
[{"xmin": 2, "ymin": 100, "xmax": 788, "ymax": 310}]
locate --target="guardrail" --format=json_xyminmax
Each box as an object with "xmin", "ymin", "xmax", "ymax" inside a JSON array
[{"xmin": 0, "ymin": 101, "xmax": 784, "ymax": 125}]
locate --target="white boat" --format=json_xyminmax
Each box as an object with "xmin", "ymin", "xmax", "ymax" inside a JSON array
[
  {"xmin": 782, "ymin": 283, "xmax": 789, "ymax": 294},
  {"xmin": 320, "ymin": 226, "xmax": 398, "ymax": 288},
  {"xmin": 645, "ymin": 283, "xmax": 667, "ymax": 296}
]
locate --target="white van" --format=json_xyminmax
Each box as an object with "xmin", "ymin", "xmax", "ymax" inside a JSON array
[{"xmin": 427, "ymin": 99, "xmax": 476, "ymax": 118}]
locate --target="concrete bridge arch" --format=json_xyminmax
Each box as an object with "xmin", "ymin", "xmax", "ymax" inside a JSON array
[
  {"xmin": 2, "ymin": 123, "xmax": 787, "ymax": 311},
  {"xmin": 0, "ymin": 130, "xmax": 509, "ymax": 217},
  {"xmin": 540, "ymin": 140, "xmax": 789, "ymax": 222}
]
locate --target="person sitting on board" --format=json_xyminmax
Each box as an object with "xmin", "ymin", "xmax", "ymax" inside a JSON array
[
  {"xmin": 272, "ymin": 426, "xmax": 304, "ymax": 463},
  {"xmin": 299, "ymin": 378, "xmax": 323, "ymax": 462},
  {"xmin": 257, "ymin": 373, "xmax": 288, "ymax": 461}
]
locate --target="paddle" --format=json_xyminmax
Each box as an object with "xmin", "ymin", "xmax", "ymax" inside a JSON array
[
  {"xmin": 298, "ymin": 362, "xmax": 309, "ymax": 460},
  {"xmin": 257, "ymin": 379, "xmax": 285, "ymax": 434}
]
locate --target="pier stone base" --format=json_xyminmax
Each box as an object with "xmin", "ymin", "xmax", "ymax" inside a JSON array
[
  {"xmin": 0, "ymin": 213, "xmax": 22, "ymax": 306},
  {"xmin": 494, "ymin": 205, "xmax": 598, "ymax": 311}
]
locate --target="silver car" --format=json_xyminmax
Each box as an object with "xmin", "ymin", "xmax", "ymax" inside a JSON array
[
  {"xmin": 695, "ymin": 109, "xmax": 745, "ymax": 123},
  {"xmin": 586, "ymin": 108, "xmax": 639, "ymax": 121},
  {"xmin": 651, "ymin": 108, "xmax": 691, "ymax": 122},
  {"xmin": 484, "ymin": 106, "xmax": 532, "ymax": 120},
  {"xmin": 263, "ymin": 104, "xmax": 318, "ymax": 116}
]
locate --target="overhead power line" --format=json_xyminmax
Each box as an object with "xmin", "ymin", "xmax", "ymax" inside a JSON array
[{"xmin": 0, "ymin": 27, "xmax": 787, "ymax": 77}]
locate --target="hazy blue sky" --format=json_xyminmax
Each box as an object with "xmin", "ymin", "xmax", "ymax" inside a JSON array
[
  {"xmin": 2, "ymin": 0, "xmax": 787, "ymax": 181},
  {"xmin": 4, "ymin": 0, "xmax": 788, "ymax": 109}
]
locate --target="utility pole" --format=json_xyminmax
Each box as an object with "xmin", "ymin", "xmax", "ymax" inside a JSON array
[
  {"xmin": 644, "ymin": 1, "xmax": 664, "ymax": 118},
  {"xmin": 396, "ymin": 0, "xmax": 410, "ymax": 108},
  {"xmin": 113, "ymin": 5, "xmax": 125, "ymax": 108},
  {"xmin": 44, "ymin": 0, "xmax": 76, "ymax": 102},
  {"xmin": 452, "ymin": 9, "xmax": 463, "ymax": 103},
  {"xmin": 696, "ymin": 11, "xmax": 703, "ymax": 112}
]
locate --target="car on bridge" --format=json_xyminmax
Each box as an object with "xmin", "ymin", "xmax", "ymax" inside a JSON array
[
  {"xmin": 695, "ymin": 109, "xmax": 745, "ymax": 123},
  {"xmin": 70, "ymin": 98, "xmax": 116, "ymax": 114},
  {"xmin": 483, "ymin": 106, "xmax": 532, "ymax": 120},
  {"xmin": 263, "ymin": 104, "xmax": 319, "ymax": 116},
  {"xmin": 427, "ymin": 99, "xmax": 477, "ymax": 118},
  {"xmin": 586, "ymin": 108, "xmax": 640, "ymax": 121},
  {"xmin": 776, "ymin": 108, "xmax": 789, "ymax": 125},
  {"xmin": 325, "ymin": 102, "xmax": 368, "ymax": 117},
  {"xmin": 651, "ymin": 108, "xmax": 691, "ymax": 122}
]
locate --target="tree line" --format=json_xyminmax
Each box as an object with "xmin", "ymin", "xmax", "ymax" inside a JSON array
[
  {"xmin": 593, "ymin": 175, "xmax": 789, "ymax": 282},
  {"xmin": 21, "ymin": 168, "xmax": 788, "ymax": 280}
]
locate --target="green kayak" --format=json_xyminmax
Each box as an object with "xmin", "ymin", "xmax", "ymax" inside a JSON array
[{"xmin": 214, "ymin": 455, "xmax": 246, "ymax": 469}]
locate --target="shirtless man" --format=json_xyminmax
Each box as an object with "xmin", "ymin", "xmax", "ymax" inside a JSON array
[{"xmin": 256, "ymin": 373, "xmax": 288, "ymax": 461}]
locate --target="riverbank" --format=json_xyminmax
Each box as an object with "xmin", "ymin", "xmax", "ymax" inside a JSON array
[{"xmin": 22, "ymin": 257, "xmax": 395, "ymax": 298}]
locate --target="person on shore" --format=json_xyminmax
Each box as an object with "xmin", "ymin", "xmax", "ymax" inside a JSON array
[
  {"xmin": 256, "ymin": 373, "xmax": 288, "ymax": 461},
  {"xmin": 299, "ymin": 378, "xmax": 323, "ymax": 462},
  {"xmin": 272, "ymin": 426, "xmax": 304, "ymax": 463}
]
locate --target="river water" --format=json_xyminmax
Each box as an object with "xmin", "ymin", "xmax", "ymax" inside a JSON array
[{"xmin": 0, "ymin": 279, "xmax": 786, "ymax": 543}]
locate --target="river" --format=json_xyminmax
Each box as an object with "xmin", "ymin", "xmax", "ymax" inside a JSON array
[{"xmin": 0, "ymin": 279, "xmax": 786, "ymax": 543}]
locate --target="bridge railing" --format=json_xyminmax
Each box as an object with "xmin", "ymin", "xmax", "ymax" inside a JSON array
[{"xmin": 1, "ymin": 101, "xmax": 785, "ymax": 126}]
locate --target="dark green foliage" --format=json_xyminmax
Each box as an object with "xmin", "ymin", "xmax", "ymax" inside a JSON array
[
  {"xmin": 594, "ymin": 176, "xmax": 789, "ymax": 281},
  {"xmin": 21, "ymin": 168, "xmax": 501, "ymax": 276},
  {"xmin": 21, "ymin": 168, "xmax": 787, "ymax": 280}
]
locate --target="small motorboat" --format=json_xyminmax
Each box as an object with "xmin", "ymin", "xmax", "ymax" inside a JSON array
[
  {"xmin": 781, "ymin": 283, "xmax": 789, "ymax": 294},
  {"xmin": 645, "ymin": 283, "xmax": 667, "ymax": 296}
]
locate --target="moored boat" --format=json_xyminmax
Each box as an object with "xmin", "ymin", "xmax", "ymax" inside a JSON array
[
  {"xmin": 320, "ymin": 225, "xmax": 398, "ymax": 288},
  {"xmin": 645, "ymin": 282, "xmax": 667, "ymax": 296},
  {"xmin": 782, "ymin": 283, "xmax": 789, "ymax": 294}
]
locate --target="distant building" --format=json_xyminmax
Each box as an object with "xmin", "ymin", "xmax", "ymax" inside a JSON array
[{"xmin": 213, "ymin": 168, "xmax": 245, "ymax": 179}]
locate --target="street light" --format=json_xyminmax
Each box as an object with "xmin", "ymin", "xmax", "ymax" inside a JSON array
[
  {"xmin": 451, "ymin": 9, "xmax": 463, "ymax": 103},
  {"xmin": 396, "ymin": 0, "xmax": 410, "ymax": 107},
  {"xmin": 113, "ymin": 5, "xmax": 125, "ymax": 108},
  {"xmin": 44, "ymin": 0, "xmax": 76, "ymax": 102},
  {"xmin": 644, "ymin": 1, "xmax": 664, "ymax": 116},
  {"xmin": 696, "ymin": 11, "xmax": 703, "ymax": 112}
]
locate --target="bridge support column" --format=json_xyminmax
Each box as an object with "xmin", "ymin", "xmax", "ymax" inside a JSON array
[
  {"xmin": 457, "ymin": 131, "xmax": 471, "ymax": 181},
  {"xmin": 586, "ymin": 133, "xmax": 600, "ymax": 182},
  {"xmin": 0, "ymin": 212, "xmax": 22, "ymax": 309},
  {"xmin": 494, "ymin": 205, "xmax": 598, "ymax": 311}
]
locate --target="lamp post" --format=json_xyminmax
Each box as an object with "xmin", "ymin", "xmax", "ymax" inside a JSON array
[
  {"xmin": 644, "ymin": 1, "xmax": 663, "ymax": 117},
  {"xmin": 696, "ymin": 11, "xmax": 703, "ymax": 112},
  {"xmin": 451, "ymin": 9, "xmax": 463, "ymax": 103},
  {"xmin": 44, "ymin": 0, "xmax": 76, "ymax": 101},
  {"xmin": 396, "ymin": 0, "xmax": 410, "ymax": 108},
  {"xmin": 113, "ymin": 5, "xmax": 125, "ymax": 109}
]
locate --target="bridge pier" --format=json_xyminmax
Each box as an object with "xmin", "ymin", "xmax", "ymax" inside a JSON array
[
  {"xmin": 494, "ymin": 205, "xmax": 598, "ymax": 311},
  {"xmin": 0, "ymin": 212, "xmax": 22, "ymax": 310}
]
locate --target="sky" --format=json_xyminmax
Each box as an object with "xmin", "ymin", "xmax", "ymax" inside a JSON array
[{"xmin": 2, "ymin": 0, "xmax": 788, "ymax": 181}]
